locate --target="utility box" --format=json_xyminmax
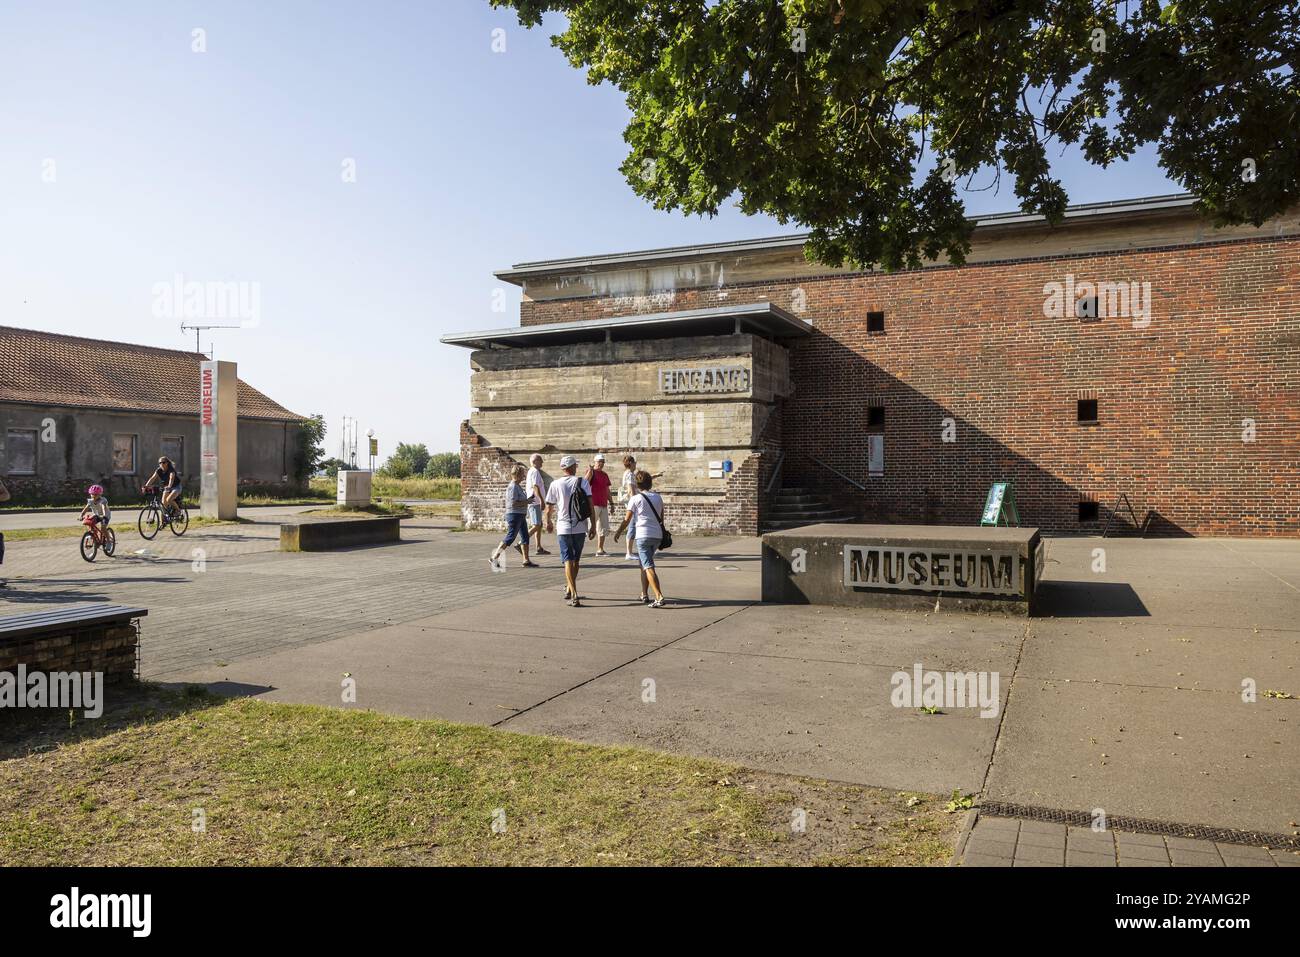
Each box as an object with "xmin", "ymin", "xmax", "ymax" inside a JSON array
[{"xmin": 336, "ymin": 470, "xmax": 373, "ymax": 507}]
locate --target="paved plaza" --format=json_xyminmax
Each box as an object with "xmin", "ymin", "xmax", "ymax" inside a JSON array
[{"xmin": 1, "ymin": 512, "xmax": 1296, "ymax": 860}]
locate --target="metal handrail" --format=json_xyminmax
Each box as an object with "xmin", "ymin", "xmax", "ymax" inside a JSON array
[
  {"xmin": 764, "ymin": 450, "xmax": 786, "ymax": 494},
  {"xmin": 809, "ymin": 456, "xmax": 867, "ymax": 492}
]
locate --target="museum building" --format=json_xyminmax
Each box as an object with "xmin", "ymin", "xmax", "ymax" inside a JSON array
[{"xmin": 444, "ymin": 194, "xmax": 1299, "ymax": 537}]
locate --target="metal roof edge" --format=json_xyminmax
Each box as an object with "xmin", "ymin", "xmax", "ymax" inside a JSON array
[
  {"xmin": 494, "ymin": 193, "xmax": 1200, "ymax": 282},
  {"xmin": 440, "ymin": 301, "xmax": 811, "ymax": 349}
]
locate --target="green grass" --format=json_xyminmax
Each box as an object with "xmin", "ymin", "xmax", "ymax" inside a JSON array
[
  {"xmin": 0, "ymin": 693, "xmax": 959, "ymax": 866},
  {"xmin": 238, "ymin": 491, "xmax": 333, "ymax": 506},
  {"xmin": 2, "ymin": 516, "xmax": 246, "ymax": 542},
  {"xmin": 306, "ymin": 502, "xmax": 413, "ymax": 518},
  {"xmin": 308, "ymin": 476, "xmax": 459, "ymax": 501},
  {"xmin": 2, "ymin": 490, "xmax": 333, "ymax": 510}
]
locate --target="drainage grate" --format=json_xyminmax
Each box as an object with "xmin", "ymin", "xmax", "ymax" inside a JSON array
[{"xmin": 978, "ymin": 800, "xmax": 1300, "ymax": 850}]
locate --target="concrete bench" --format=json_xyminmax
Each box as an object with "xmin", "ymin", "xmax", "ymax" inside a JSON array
[
  {"xmin": 279, "ymin": 516, "xmax": 400, "ymax": 552},
  {"xmin": 0, "ymin": 604, "xmax": 147, "ymax": 679},
  {"xmin": 762, "ymin": 523, "xmax": 1044, "ymax": 615}
]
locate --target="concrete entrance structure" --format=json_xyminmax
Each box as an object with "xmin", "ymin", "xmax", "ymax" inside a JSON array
[
  {"xmin": 445, "ymin": 303, "xmax": 809, "ymax": 532},
  {"xmin": 762, "ymin": 523, "xmax": 1043, "ymax": 615}
]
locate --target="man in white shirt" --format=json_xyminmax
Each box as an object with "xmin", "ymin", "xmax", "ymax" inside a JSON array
[
  {"xmin": 525, "ymin": 453, "xmax": 550, "ymax": 556},
  {"xmin": 544, "ymin": 454, "xmax": 595, "ymax": 607}
]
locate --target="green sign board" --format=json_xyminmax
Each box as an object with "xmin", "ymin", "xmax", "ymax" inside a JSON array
[{"xmin": 980, "ymin": 481, "xmax": 1020, "ymax": 526}]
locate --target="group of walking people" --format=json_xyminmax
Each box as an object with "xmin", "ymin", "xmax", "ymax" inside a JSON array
[{"xmin": 488, "ymin": 453, "xmax": 667, "ymax": 608}]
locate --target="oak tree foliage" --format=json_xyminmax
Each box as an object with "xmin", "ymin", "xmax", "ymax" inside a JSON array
[{"xmin": 491, "ymin": 0, "xmax": 1299, "ymax": 269}]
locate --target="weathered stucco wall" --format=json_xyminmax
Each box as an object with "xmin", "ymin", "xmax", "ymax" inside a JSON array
[
  {"xmin": 0, "ymin": 402, "xmax": 301, "ymax": 501},
  {"xmin": 460, "ymin": 333, "xmax": 793, "ymax": 533}
]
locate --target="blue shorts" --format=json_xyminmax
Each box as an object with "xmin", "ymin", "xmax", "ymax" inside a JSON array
[
  {"xmin": 636, "ymin": 536, "xmax": 662, "ymax": 569},
  {"xmin": 558, "ymin": 532, "xmax": 587, "ymax": 563},
  {"xmin": 501, "ymin": 512, "xmax": 528, "ymax": 546},
  {"xmin": 527, "ymin": 504, "xmax": 543, "ymax": 527}
]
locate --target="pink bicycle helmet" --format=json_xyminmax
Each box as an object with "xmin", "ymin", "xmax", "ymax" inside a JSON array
[{"xmin": 87, "ymin": 484, "xmax": 105, "ymax": 497}]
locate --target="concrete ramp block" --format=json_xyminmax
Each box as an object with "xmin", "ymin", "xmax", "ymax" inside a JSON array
[{"xmin": 280, "ymin": 516, "xmax": 400, "ymax": 552}]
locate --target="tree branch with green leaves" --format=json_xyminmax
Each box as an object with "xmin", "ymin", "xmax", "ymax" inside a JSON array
[{"xmin": 490, "ymin": 0, "xmax": 1299, "ymax": 270}]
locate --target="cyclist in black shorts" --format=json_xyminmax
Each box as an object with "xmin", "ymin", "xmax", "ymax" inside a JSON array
[{"xmin": 145, "ymin": 456, "xmax": 183, "ymax": 516}]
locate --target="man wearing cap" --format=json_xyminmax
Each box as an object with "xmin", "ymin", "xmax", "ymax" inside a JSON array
[
  {"xmin": 585, "ymin": 453, "xmax": 613, "ymax": 557},
  {"xmin": 544, "ymin": 454, "xmax": 596, "ymax": 607}
]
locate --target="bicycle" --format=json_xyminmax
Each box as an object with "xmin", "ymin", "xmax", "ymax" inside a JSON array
[
  {"xmin": 79, "ymin": 515, "xmax": 116, "ymax": 562},
  {"xmin": 138, "ymin": 485, "xmax": 190, "ymax": 539}
]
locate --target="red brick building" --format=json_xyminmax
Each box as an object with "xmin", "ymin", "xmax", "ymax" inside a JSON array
[{"xmin": 446, "ymin": 194, "xmax": 1299, "ymax": 537}]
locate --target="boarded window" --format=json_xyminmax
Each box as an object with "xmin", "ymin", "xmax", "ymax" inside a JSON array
[
  {"xmin": 112, "ymin": 433, "xmax": 137, "ymax": 474},
  {"xmin": 867, "ymin": 434, "xmax": 884, "ymax": 476},
  {"xmin": 5, "ymin": 429, "xmax": 37, "ymax": 474},
  {"xmin": 161, "ymin": 435, "xmax": 184, "ymax": 474}
]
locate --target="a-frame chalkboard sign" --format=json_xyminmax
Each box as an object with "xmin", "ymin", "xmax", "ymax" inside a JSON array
[{"xmin": 979, "ymin": 480, "xmax": 1021, "ymax": 526}]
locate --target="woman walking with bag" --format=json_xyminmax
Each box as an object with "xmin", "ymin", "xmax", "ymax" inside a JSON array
[
  {"xmin": 488, "ymin": 464, "xmax": 538, "ymax": 570},
  {"xmin": 613, "ymin": 470, "xmax": 669, "ymax": 608}
]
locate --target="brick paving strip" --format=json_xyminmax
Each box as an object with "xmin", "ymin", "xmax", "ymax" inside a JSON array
[{"xmin": 960, "ymin": 814, "xmax": 1300, "ymax": 867}]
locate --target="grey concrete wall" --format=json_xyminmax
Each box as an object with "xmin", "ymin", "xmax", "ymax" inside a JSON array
[{"xmin": 0, "ymin": 402, "xmax": 300, "ymax": 500}]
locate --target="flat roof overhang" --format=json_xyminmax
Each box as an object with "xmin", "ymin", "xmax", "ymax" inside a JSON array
[
  {"xmin": 494, "ymin": 193, "xmax": 1200, "ymax": 283},
  {"xmin": 439, "ymin": 302, "xmax": 813, "ymax": 350}
]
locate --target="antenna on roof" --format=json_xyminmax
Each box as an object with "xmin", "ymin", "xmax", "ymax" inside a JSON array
[
  {"xmin": 179, "ymin": 321, "xmax": 242, "ymax": 358},
  {"xmin": 340, "ymin": 416, "xmax": 360, "ymax": 468}
]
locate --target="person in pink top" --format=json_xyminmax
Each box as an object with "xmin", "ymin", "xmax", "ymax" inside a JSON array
[{"xmin": 585, "ymin": 453, "xmax": 613, "ymax": 556}]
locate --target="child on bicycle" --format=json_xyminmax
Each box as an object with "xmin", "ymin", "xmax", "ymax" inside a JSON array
[{"xmin": 80, "ymin": 484, "xmax": 111, "ymax": 530}]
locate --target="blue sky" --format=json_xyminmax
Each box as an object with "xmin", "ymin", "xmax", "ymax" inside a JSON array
[{"xmin": 0, "ymin": 0, "xmax": 1177, "ymax": 460}]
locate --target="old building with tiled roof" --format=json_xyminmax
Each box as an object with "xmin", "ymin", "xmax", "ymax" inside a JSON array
[{"xmin": 0, "ymin": 326, "xmax": 306, "ymax": 502}]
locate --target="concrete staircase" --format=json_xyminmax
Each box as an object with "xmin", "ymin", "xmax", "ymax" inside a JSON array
[{"xmin": 762, "ymin": 485, "xmax": 858, "ymax": 532}]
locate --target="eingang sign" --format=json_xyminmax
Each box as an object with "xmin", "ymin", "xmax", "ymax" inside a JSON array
[{"xmin": 658, "ymin": 365, "xmax": 750, "ymax": 394}]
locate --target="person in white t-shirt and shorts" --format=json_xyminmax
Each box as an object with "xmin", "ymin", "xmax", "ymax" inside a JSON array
[
  {"xmin": 614, "ymin": 469, "xmax": 667, "ymax": 607},
  {"xmin": 619, "ymin": 455, "xmax": 664, "ymax": 560},
  {"xmin": 544, "ymin": 455, "xmax": 595, "ymax": 607},
  {"xmin": 525, "ymin": 453, "xmax": 551, "ymax": 556}
]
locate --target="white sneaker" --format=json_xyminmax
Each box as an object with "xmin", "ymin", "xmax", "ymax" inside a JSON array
[{"xmin": 624, "ymin": 554, "xmax": 638, "ymax": 561}]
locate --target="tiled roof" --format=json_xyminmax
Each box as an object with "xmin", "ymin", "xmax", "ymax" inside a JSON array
[{"xmin": 0, "ymin": 325, "xmax": 302, "ymax": 421}]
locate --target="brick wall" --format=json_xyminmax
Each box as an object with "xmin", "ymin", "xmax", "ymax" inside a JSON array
[
  {"xmin": 0, "ymin": 621, "xmax": 139, "ymax": 681},
  {"xmin": 460, "ymin": 421, "xmax": 523, "ymax": 533},
  {"xmin": 516, "ymin": 235, "xmax": 1300, "ymax": 537}
]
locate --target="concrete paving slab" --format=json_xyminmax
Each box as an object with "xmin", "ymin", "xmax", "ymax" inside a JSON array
[
  {"xmin": 503, "ymin": 606, "xmax": 1008, "ymax": 795},
  {"xmin": 1017, "ymin": 620, "xmax": 1298, "ymax": 694},
  {"xmin": 672, "ymin": 603, "xmax": 1026, "ymax": 677},
  {"xmin": 984, "ymin": 679, "xmax": 1299, "ymax": 833},
  {"xmin": 165, "ymin": 622, "xmax": 669, "ymax": 725}
]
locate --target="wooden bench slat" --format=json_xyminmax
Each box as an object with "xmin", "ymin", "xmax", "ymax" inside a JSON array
[{"xmin": 0, "ymin": 604, "xmax": 148, "ymax": 641}]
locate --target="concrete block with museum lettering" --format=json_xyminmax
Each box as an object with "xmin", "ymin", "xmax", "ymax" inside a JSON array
[{"xmin": 762, "ymin": 523, "xmax": 1044, "ymax": 615}]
